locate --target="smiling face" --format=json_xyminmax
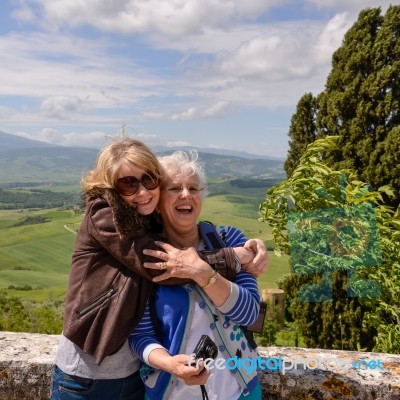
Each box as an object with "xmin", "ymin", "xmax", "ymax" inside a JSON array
[
  {"xmin": 117, "ymin": 163, "xmax": 160, "ymax": 215},
  {"xmin": 159, "ymin": 173, "xmax": 203, "ymax": 234}
]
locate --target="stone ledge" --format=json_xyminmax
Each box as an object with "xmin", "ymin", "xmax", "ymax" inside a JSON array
[
  {"xmin": 0, "ymin": 332, "xmax": 59, "ymax": 400},
  {"xmin": 0, "ymin": 332, "xmax": 399, "ymax": 399},
  {"xmin": 259, "ymin": 346, "xmax": 400, "ymax": 399}
]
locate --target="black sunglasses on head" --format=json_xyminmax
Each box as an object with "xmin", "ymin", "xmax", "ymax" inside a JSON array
[{"xmin": 115, "ymin": 173, "xmax": 160, "ymax": 196}]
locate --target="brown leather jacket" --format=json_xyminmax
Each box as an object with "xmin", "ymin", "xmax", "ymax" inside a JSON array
[{"xmin": 62, "ymin": 189, "xmax": 237, "ymax": 364}]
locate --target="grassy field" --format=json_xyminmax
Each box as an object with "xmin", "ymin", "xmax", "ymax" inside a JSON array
[
  {"xmin": 0, "ymin": 182, "xmax": 290, "ymax": 303},
  {"xmin": 200, "ymin": 192, "xmax": 290, "ymax": 291},
  {"xmin": 0, "ymin": 208, "xmax": 80, "ymax": 301}
]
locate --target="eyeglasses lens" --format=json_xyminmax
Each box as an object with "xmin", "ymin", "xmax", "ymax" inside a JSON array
[{"xmin": 116, "ymin": 174, "xmax": 159, "ymax": 196}]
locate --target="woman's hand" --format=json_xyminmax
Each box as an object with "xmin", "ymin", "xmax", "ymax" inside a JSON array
[
  {"xmin": 143, "ymin": 241, "xmax": 233, "ymax": 306},
  {"xmin": 148, "ymin": 350, "xmax": 210, "ymax": 386},
  {"xmin": 234, "ymin": 238, "xmax": 270, "ymax": 277},
  {"xmin": 143, "ymin": 241, "xmax": 212, "ymax": 282}
]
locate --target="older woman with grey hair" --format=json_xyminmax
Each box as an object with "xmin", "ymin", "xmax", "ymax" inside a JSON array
[{"xmin": 130, "ymin": 150, "xmax": 263, "ymax": 400}]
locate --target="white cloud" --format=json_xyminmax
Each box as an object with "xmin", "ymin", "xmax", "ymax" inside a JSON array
[
  {"xmin": 13, "ymin": 128, "xmax": 108, "ymax": 147},
  {"xmin": 60, "ymin": 131, "xmax": 108, "ymax": 147},
  {"xmin": 23, "ymin": 0, "xmax": 284, "ymax": 37},
  {"xmin": 38, "ymin": 127, "xmax": 60, "ymax": 142},
  {"xmin": 3, "ymin": 0, "xmax": 395, "ymax": 157},
  {"xmin": 142, "ymin": 101, "xmax": 230, "ymax": 121},
  {"xmin": 202, "ymin": 101, "xmax": 230, "ymax": 118},
  {"xmin": 0, "ymin": 106, "xmax": 16, "ymax": 119},
  {"xmin": 313, "ymin": 13, "xmax": 352, "ymax": 64},
  {"xmin": 11, "ymin": 3, "xmax": 37, "ymax": 23},
  {"xmin": 3, "ymin": 1, "xmax": 383, "ymax": 117},
  {"xmin": 40, "ymin": 96, "xmax": 87, "ymax": 119},
  {"xmin": 0, "ymin": 32, "xmax": 162, "ymax": 102},
  {"xmin": 159, "ymin": 17, "xmax": 346, "ymax": 108},
  {"xmin": 13, "ymin": 129, "xmax": 60, "ymax": 144},
  {"xmin": 135, "ymin": 132, "xmax": 157, "ymax": 140},
  {"xmin": 166, "ymin": 140, "xmax": 192, "ymax": 147},
  {"xmin": 170, "ymin": 107, "xmax": 197, "ymax": 121}
]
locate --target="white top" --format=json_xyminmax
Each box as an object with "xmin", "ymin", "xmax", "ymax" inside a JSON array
[{"xmin": 168, "ymin": 300, "xmax": 241, "ymax": 400}]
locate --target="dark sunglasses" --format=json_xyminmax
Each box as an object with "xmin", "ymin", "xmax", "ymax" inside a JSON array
[{"xmin": 115, "ymin": 173, "xmax": 160, "ymax": 196}]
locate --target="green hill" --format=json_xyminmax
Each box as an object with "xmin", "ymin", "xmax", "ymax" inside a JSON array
[
  {"xmin": 0, "ymin": 193, "xmax": 289, "ymax": 302},
  {"xmin": 0, "ymin": 132, "xmax": 289, "ymax": 302}
]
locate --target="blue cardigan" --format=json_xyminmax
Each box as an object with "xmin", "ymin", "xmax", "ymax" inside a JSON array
[{"xmin": 129, "ymin": 226, "xmax": 261, "ymax": 399}]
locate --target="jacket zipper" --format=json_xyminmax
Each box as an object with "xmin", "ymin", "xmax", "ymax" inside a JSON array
[{"xmin": 76, "ymin": 288, "xmax": 115, "ymax": 319}]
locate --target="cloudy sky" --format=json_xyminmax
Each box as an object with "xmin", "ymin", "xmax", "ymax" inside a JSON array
[{"xmin": 0, "ymin": 1, "xmax": 394, "ymax": 157}]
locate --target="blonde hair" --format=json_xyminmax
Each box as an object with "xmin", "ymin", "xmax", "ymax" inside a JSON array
[{"xmin": 82, "ymin": 137, "xmax": 161, "ymax": 194}]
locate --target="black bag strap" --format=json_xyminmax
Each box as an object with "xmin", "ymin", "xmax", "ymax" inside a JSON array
[
  {"xmin": 198, "ymin": 221, "xmax": 260, "ymax": 349},
  {"xmin": 198, "ymin": 221, "xmax": 226, "ymax": 250}
]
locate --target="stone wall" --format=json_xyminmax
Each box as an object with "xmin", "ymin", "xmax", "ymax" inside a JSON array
[
  {"xmin": 259, "ymin": 346, "xmax": 400, "ymax": 399},
  {"xmin": 0, "ymin": 332, "xmax": 399, "ymax": 399}
]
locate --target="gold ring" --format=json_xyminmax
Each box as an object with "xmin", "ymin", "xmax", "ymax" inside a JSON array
[{"xmin": 160, "ymin": 262, "xmax": 167, "ymax": 270}]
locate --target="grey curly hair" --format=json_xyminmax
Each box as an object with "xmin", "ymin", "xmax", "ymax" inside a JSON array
[{"xmin": 157, "ymin": 150, "xmax": 208, "ymax": 197}]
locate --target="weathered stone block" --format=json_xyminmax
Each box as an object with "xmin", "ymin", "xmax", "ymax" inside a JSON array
[{"xmin": 0, "ymin": 332, "xmax": 399, "ymax": 399}]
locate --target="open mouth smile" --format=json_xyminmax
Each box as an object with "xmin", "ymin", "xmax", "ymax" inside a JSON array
[
  {"xmin": 135, "ymin": 198, "xmax": 153, "ymax": 206},
  {"xmin": 176, "ymin": 204, "xmax": 193, "ymax": 214}
]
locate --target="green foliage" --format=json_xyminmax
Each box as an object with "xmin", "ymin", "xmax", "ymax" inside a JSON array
[
  {"xmin": 285, "ymin": 5, "xmax": 400, "ymax": 208},
  {"xmin": 318, "ymin": 6, "xmax": 400, "ymax": 207},
  {"xmin": 260, "ymin": 136, "xmax": 400, "ymax": 352},
  {"xmin": 30, "ymin": 305, "xmax": 63, "ymax": 334},
  {"xmin": 285, "ymin": 93, "xmax": 318, "ymax": 177},
  {"xmin": 8, "ymin": 284, "xmax": 33, "ymax": 290},
  {"xmin": 255, "ymin": 301, "xmax": 283, "ymax": 347},
  {"xmin": 274, "ymin": 322, "xmax": 306, "ymax": 348},
  {"xmin": 256, "ymin": 320, "xmax": 278, "ymax": 347},
  {"xmin": 0, "ymin": 290, "xmax": 63, "ymax": 334},
  {"xmin": 359, "ymin": 202, "xmax": 400, "ymax": 353},
  {"xmin": 0, "ymin": 188, "xmax": 82, "ymax": 209},
  {"xmin": 12, "ymin": 215, "xmax": 50, "ymax": 227},
  {"xmin": 0, "ymin": 290, "xmax": 31, "ymax": 332}
]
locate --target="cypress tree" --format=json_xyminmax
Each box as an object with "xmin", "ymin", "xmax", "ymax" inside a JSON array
[
  {"xmin": 284, "ymin": 93, "xmax": 317, "ymax": 176},
  {"xmin": 287, "ymin": 6, "xmax": 400, "ymax": 206},
  {"xmin": 319, "ymin": 6, "xmax": 400, "ymax": 206}
]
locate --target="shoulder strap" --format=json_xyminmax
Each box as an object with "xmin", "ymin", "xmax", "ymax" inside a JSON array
[
  {"xmin": 199, "ymin": 221, "xmax": 259, "ymax": 349},
  {"xmin": 198, "ymin": 221, "xmax": 226, "ymax": 250}
]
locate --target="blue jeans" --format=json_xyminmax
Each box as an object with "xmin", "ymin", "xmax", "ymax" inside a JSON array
[{"xmin": 50, "ymin": 365, "xmax": 145, "ymax": 400}]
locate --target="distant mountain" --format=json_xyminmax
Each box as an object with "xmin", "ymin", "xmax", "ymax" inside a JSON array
[
  {"xmin": 0, "ymin": 131, "xmax": 61, "ymax": 151},
  {"xmin": 0, "ymin": 131, "xmax": 285, "ymax": 185},
  {"xmin": 152, "ymin": 145, "xmax": 284, "ymax": 160}
]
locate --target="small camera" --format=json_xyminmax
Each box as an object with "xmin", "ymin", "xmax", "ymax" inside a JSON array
[{"xmin": 192, "ymin": 335, "xmax": 218, "ymax": 360}]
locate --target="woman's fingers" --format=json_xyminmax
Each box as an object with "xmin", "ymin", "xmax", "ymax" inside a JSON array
[
  {"xmin": 154, "ymin": 241, "xmax": 175, "ymax": 251},
  {"xmin": 143, "ymin": 248, "xmax": 167, "ymax": 260},
  {"xmin": 242, "ymin": 238, "xmax": 270, "ymax": 276},
  {"xmin": 143, "ymin": 261, "xmax": 167, "ymax": 270},
  {"xmin": 171, "ymin": 354, "xmax": 210, "ymax": 385}
]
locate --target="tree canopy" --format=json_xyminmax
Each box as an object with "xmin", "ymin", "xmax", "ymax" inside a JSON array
[{"xmin": 285, "ymin": 5, "xmax": 400, "ymax": 208}]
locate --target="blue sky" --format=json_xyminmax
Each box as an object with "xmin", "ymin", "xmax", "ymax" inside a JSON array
[{"xmin": 0, "ymin": 1, "xmax": 394, "ymax": 158}]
